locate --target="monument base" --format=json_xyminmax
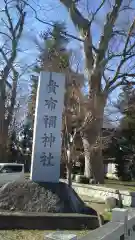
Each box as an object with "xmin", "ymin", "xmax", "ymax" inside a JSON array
[{"xmin": 0, "ymin": 180, "xmax": 97, "ymax": 216}]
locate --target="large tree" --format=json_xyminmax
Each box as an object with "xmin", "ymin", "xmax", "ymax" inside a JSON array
[
  {"xmin": 58, "ymin": 0, "xmax": 135, "ymax": 183},
  {"xmin": 0, "ymin": 0, "xmax": 26, "ymax": 161}
]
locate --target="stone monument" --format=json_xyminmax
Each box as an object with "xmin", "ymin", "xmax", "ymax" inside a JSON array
[
  {"xmin": 30, "ymin": 71, "xmax": 65, "ymax": 182},
  {"xmin": 0, "ymin": 71, "xmax": 99, "ymax": 219}
]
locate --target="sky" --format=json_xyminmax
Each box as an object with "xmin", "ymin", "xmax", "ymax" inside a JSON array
[
  {"xmin": 22, "ymin": 0, "xmax": 121, "ymax": 121},
  {"xmin": 22, "ymin": 0, "xmax": 80, "ymax": 65},
  {"xmin": 18, "ymin": 0, "xmax": 123, "ymax": 123},
  {"xmin": 1, "ymin": 0, "xmax": 134, "ymax": 123}
]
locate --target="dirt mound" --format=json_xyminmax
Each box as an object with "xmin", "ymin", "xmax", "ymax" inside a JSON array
[{"xmin": 0, "ymin": 181, "xmax": 97, "ymax": 215}]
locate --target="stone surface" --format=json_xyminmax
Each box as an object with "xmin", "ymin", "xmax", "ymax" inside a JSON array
[
  {"xmin": 71, "ymin": 182, "xmax": 135, "ymax": 207},
  {"xmin": 112, "ymin": 208, "xmax": 128, "ymax": 223},
  {"xmin": 105, "ymin": 197, "xmax": 117, "ymax": 211},
  {"xmin": 75, "ymin": 208, "xmax": 135, "ymax": 240},
  {"xmin": 0, "ymin": 181, "xmax": 97, "ymax": 215},
  {"xmin": 80, "ymin": 195, "xmax": 106, "ymax": 216},
  {"xmin": 45, "ymin": 232, "xmax": 77, "ymax": 240},
  {"xmin": 89, "ymin": 179, "xmax": 96, "ymax": 184},
  {"xmin": 30, "ymin": 72, "xmax": 65, "ymax": 183},
  {"xmin": 74, "ymin": 175, "xmax": 89, "ymax": 184}
]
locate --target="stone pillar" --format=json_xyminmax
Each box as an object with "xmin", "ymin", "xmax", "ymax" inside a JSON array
[
  {"xmin": 30, "ymin": 72, "xmax": 65, "ymax": 182},
  {"xmin": 112, "ymin": 208, "xmax": 128, "ymax": 240}
]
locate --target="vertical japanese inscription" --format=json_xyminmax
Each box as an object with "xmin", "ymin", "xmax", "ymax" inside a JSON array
[
  {"xmin": 43, "ymin": 115, "xmax": 57, "ymax": 128},
  {"xmin": 45, "ymin": 97, "xmax": 57, "ymax": 111},
  {"xmin": 40, "ymin": 152, "xmax": 54, "ymax": 166},
  {"xmin": 31, "ymin": 72, "xmax": 65, "ymax": 182},
  {"xmin": 47, "ymin": 72, "xmax": 59, "ymax": 94},
  {"xmin": 42, "ymin": 133, "xmax": 55, "ymax": 147},
  {"xmin": 40, "ymin": 73, "xmax": 59, "ymax": 167}
]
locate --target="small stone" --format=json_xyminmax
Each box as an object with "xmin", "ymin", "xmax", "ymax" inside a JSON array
[
  {"xmin": 105, "ymin": 197, "xmax": 117, "ymax": 211},
  {"xmin": 45, "ymin": 232, "xmax": 77, "ymax": 240},
  {"xmin": 10, "ymin": 207, "xmax": 15, "ymax": 211},
  {"xmin": 89, "ymin": 179, "xmax": 95, "ymax": 184}
]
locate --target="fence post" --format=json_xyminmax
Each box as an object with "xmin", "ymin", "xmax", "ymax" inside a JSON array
[{"xmin": 112, "ymin": 208, "xmax": 128, "ymax": 240}]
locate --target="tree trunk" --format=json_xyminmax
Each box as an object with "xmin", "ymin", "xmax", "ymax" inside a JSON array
[
  {"xmin": 0, "ymin": 78, "xmax": 6, "ymax": 162},
  {"xmin": 0, "ymin": 121, "xmax": 9, "ymax": 162},
  {"xmin": 67, "ymin": 163, "xmax": 72, "ymax": 187},
  {"xmin": 66, "ymin": 148, "xmax": 72, "ymax": 187},
  {"xmin": 82, "ymin": 137, "xmax": 93, "ymax": 179},
  {"xmin": 82, "ymin": 130, "xmax": 104, "ymax": 183},
  {"xmin": 82, "ymin": 95, "xmax": 106, "ymax": 184},
  {"xmin": 0, "ymin": 71, "xmax": 18, "ymax": 163}
]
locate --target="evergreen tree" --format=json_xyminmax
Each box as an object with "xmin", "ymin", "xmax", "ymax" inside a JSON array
[
  {"xmin": 119, "ymin": 85, "xmax": 135, "ymax": 155},
  {"xmin": 109, "ymin": 85, "xmax": 135, "ymax": 180},
  {"xmin": 34, "ymin": 22, "xmax": 70, "ymax": 73},
  {"xmin": 114, "ymin": 135, "xmax": 132, "ymax": 181},
  {"xmin": 19, "ymin": 119, "xmax": 33, "ymax": 155}
]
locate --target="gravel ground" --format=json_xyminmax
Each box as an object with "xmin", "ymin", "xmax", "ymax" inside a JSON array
[
  {"xmin": 0, "ymin": 230, "xmax": 89, "ymax": 240},
  {"xmin": 0, "ymin": 181, "xmax": 70, "ymax": 212},
  {"xmin": 0, "ymin": 180, "xmax": 97, "ymax": 214}
]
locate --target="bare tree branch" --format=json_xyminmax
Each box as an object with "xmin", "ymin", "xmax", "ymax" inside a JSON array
[
  {"xmin": 0, "ymin": 31, "xmax": 12, "ymax": 40},
  {"xmin": 4, "ymin": 0, "xmax": 14, "ymax": 34},
  {"xmin": 6, "ymin": 69, "xmax": 18, "ymax": 127},
  {"xmin": 89, "ymin": 0, "xmax": 106, "ymax": 26},
  {"xmin": 95, "ymin": 0, "xmax": 123, "ymax": 66},
  {"xmin": 60, "ymin": 0, "xmax": 94, "ymax": 72},
  {"xmin": 106, "ymin": 34, "xmax": 135, "ymax": 90},
  {"xmin": 22, "ymin": 0, "xmax": 86, "ymax": 43},
  {"xmin": 1, "ymin": 7, "xmax": 26, "ymax": 82},
  {"xmin": 0, "ymin": 0, "xmax": 26, "ymax": 162}
]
